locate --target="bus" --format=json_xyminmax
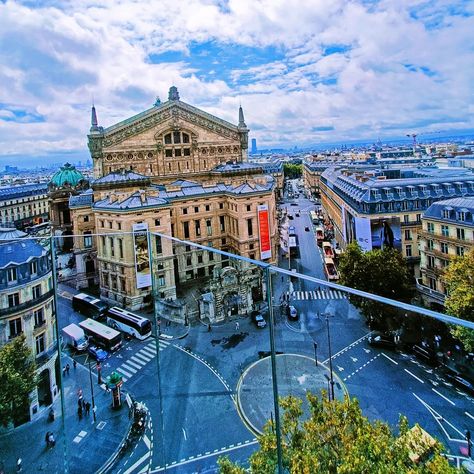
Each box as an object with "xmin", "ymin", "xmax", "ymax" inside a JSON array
[
  {"xmin": 25, "ymin": 222, "xmax": 51, "ymax": 236},
  {"xmin": 107, "ymin": 306, "xmax": 152, "ymax": 340},
  {"xmin": 72, "ymin": 293, "xmax": 109, "ymax": 320},
  {"xmin": 79, "ymin": 318, "xmax": 122, "ymax": 352},
  {"xmin": 310, "ymin": 211, "xmax": 319, "ymax": 225},
  {"xmin": 288, "ymin": 233, "xmax": 299, "ymax": 258}
]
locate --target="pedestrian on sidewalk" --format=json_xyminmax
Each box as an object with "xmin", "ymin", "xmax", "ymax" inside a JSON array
[
  {"xmin": 45, "ymin": 431, "xmax": 50, "ymax": 448},
  {"xmin": 62, "ymin": 366, "xmax": 67, "ymax": 377},
  {"xmin": 82, "ymin": 399, "xmax": 86, "ymax": 411},
  {"xmin": 235, "ymin": 321, "xmax": 240, "ymax": 331},
  {"xmin": 65, "ymin": 363, "xmax": 70, "ymax": 376},
  {"xmin": 85, "ymin": 401, "xmax": 91, "ymax": 416},
  {"xmin": 73, "ymin": 360, "xmax": 77, "ymax": 370},
  {"xmin": 207, "ymin": 324, "xmax": 212, "ymax": 332},
  {"xmin": 78, "ymin": 404, "xmax": 83, "ymax": 419}
]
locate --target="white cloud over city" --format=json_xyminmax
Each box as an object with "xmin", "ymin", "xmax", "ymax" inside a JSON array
[{"xmin": 0, "ymin": 0, "xmax": 473, "ymax": 165}]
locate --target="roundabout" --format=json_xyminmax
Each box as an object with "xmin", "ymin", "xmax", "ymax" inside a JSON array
[{"xmin": 236, "ymin": 353, "xmax": 347, "ymax": 435}]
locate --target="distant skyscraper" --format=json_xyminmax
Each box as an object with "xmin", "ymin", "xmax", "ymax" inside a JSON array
[{"xmin": 251, "ymin": 138, "xmax": 257, "ymax": 154}]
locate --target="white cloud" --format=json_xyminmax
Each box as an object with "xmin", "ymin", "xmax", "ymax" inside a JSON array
[{"xmin": 0, "ymin": 0, "xmax": 473, "ymax": 163}]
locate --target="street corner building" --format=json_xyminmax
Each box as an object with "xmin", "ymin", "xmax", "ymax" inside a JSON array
[{"xmin": 69, "ymin": 86, "xmax": 279, "ymax": 321}]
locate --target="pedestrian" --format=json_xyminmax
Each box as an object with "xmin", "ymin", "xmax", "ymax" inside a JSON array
[
  {"xmin": 73, "ymin": 359, "xmax": 77, "ymax": 370},
  {"xmin": 48, "ymin": 432, "xmax": 55, "ymax": 448},
  {"xmin": 78, "ymin": 404, "xmax": 83, "ymax": 419},
  {"xmin": 65, "ymin": 363, "xmax": 70, "ymax": 376},
  {"xmin": 77, "ymin": 388, "xmax": 83, "ymax": 399},
  {"xmin": 63, "ymin": 366, "xmax": 67, "ymax": 376},
  {"xmin": 82, "ymin": 399, "xmax": 86, "ymax": 411},
  {"xmin": 16, "ymin": 457, "xmax": 22, "ymax": 472},
  {"xmin": 235, "ymin": 321, "xmax": 240, "ymax": 331},
  {"xmin": 45, "ymin": 431, "xmax": 50, "ymax": 448},
  {"xmin": 207, "ymin": 324, "xmax": 212, "ymax": 332},
  {"xmin": 85, "ymin": 401, "xmax": 91, "ymax": 416}
]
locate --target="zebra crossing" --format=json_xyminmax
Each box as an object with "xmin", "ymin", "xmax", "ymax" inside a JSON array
[
  {"xmin": 288, "ymin": 289, "xmax": 348, "ymax": 301},
  {"xmin": 116, "ymin": 339, "xmax": 170, "ymax": 382}
]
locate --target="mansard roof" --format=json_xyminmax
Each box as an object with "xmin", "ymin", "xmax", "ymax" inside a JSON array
[
  {"xmin": 0, "ymin": 183, "xmax": 48, "ymax": 201},
  {"xmin": 92, "ymin": 170, "xmax": 151, "ymax": 189},
  {"xmin": 423, "ymin": 197, "xmax": 474, "ymax": 226},
  {"xmin": 93, "ymin": 191, "xmax": 168, "ymax": 210},
  {"xmin": 69, "ymin": 189, "xmax": 93, "ymax": 208}
]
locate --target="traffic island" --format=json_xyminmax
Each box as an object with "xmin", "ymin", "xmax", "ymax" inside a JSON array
[{"xmin": 236, "ymin": 353, "xmax": 347, "ymax": 435}]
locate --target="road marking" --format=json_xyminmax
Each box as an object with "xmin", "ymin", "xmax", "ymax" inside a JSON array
[
  {"xmin": 143, "ymin": 434, "xmax": 151, "ymax": 449},
  {"xmin": 117, "ymin": 368, "xmax": 133, "ymax": 378},
  {"xmin": 323, "ymin": 332, "xmax": 371, "ymax": 364},
  {"xmin": 381, "ymin": 353, "xmax": 398, "ymax": 365},
  {"xmin": 350, "ymin": 356, "xmax": 358, "ymax": 363},
  {"xmin": 432, "ymin": 388, "xmax": 455, "ymax": 406},
  {"xmin": 182, "ymin": 428, "xmax": 187, "ymax": 440},
  {"xmin": 121, "ymin": 363, "xmax": 137, "ymax": 374},
  {"xmin": 123, "ymin": 452, "xmax": 151, "ymax": 474},
  {"xmin": 136, "ymin": 352, "xmax": 154, "ymax": 362},
  {"xmin": 125, "ymin": 360, "xmax": 143, "ymax": 370},
  {"xmin": 465, "ymin": 412, "xmax": 474, "ymax": 421},
  {"xmin": 131, "ymin": 355, "xmax": 148, "ymax": 364},
  {"xmin": 404, "ymin": 369, "xmax": 424, "ymax": 384},
  {"xmin": 363, "ymin": 348, "xmax": 371, "ymax": 354},
  {"xmin": 337, "ymin": 366, "xmax": 344, "ymax": 372},
  {"xmin": 150, "ymin": 439, "xmax": 259, "ymax": 473},
  {"xmin": 141, "ymin": 347, "xmax": 157, "ymax": 357}
]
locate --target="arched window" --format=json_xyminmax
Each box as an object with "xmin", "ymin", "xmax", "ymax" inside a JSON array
[{"xmin": 163, "ymin": 132, "xmax": 191, "ymax": 158}]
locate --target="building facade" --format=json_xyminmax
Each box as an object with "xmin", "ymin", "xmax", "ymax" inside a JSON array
[
  {"xmin": 319, "ymin": 166, "xmax": 474, "ymax": 277},
  {"xmin": 0, "ymin": 183, "xmax": 49, "ymax": 230},
  {"xmin": 417, "ymin": 197, "xmax": 474, "ymax": 309},
  {"xmin": 0, "ymin": 227, "xmax": 58, "ymax": 423},
  {"xmin": 70, "ymin": 87, "xmax": 277, "ymax": 322}
]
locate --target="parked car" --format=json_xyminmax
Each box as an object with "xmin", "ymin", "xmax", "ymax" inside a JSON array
[
  {"xmin": 251, "ymin": 311, "xmax": 267, "ymax": 328},
  {"xmin": 286, "ymin": 305, "xmax": 298, "ymax": 321},
  {"xmin": 291, "ymin": 203, "xmax": 298, "ymax": 206},
  {"xmin": 444, "ymin": 371, "xmax": 474, "ymax": 395},
  {"xmin": 88, "ymin": 345, "xmax": 109, "ymax": 362},
  {"xmin": 368, "ymin": 332, "xmax": 396, "ymax": 350}
]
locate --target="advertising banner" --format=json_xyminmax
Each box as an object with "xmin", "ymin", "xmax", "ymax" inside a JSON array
[
  {"xmin": 370, "ymin": 216, "xmax": 402, "ymax": 251},
  {"xmin": 132, "ymin": 223, "xmax": 151, "ymax": 289},
  {"xmin": 354, "ymin": 217, "xmax": 372, "ymax": 252},
  {"xmin": 257, "ymin": 204, "xmax": 272, "ymax": 260}
]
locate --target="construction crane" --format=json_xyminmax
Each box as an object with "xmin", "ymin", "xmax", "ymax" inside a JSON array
[{"xmin": 406, "ymin": 133, "xmax": 417, "ymax": 147}]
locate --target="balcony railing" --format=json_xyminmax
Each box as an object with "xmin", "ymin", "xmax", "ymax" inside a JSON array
[
  {"xmin": 416, "ymin": 278, "xmax": 446, "ymax": 304},
  {"xmin": 0, "ymin": 289, "xmax": 54, "ymax": 317}
]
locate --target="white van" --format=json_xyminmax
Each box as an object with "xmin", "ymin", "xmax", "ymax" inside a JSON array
[{"xmin": 62, "ymin": 323, "xmax": 89, "ymax": 351}]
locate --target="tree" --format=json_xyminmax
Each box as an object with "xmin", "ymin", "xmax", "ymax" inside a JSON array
[
  {"xmin": 219, "ymin": 394, "xmax": 456, "ymax": 474},
  {"xmin": 338, "ymin": 242, "xmax": 413, "ymax": 330},
  {"xmin": 283, "ymin": 163, "xmax": 302, "ymax": 179},
  {"xmin": 0, "ymin": 335, "xmax": 37, "ymax": 427},
  {"xmin": 444, "ymin": 248, "xmax": 474, "ymax": 352}
]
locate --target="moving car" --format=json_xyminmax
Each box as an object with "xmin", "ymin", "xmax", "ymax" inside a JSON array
[
  {"xmin": 368, "ymin": 332, "xmax": 396, "ymax": 349},
  {"xmin": 305, "ymin": 226, "xmax": 310, "ymax": 232},
  {"xmin": 444, "ymin": 371, "xmax": 474, "ymax": 395},
  {"xmin": 251, "ymin": 310, "xmax": 267, "ymax": 328},
  {"xmin": 295, "ymin": 213, "xmax": 300, "ymax": 217},
  {"xmin": 87, "ymin": 345, "xmax": 109, "ymax": 362},
  {"xmin": 288, "ymin": 215, "xmax": 294, "ymax": 220},
  {"xmin": 286, "ymin": 305, "xmax": 298, "ymax": 321}
]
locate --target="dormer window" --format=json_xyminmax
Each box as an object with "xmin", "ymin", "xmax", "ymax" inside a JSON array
[
  {"xmin": 442, "ymin": 209, "xmax": 451, "ymax": 219},
  {"xmin": 457, "ymin": 211, "xmax": 466, "ymax": 222}
]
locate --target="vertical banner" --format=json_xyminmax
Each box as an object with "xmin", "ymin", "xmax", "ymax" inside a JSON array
[
  {"xmin": 354, "ymin": 217, "xmax": 372, "ymax": 251},
  {"xmin": 133, "ymin": 223, "xmax": 151, "ymax": 289},
  {"xmin": 257, "ymin": 204, "xmax": 272, "ymax": 260}
]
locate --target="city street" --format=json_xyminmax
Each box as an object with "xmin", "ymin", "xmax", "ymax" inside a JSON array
[{"xmin": 51, "ymin": 183, "xmax": 473, "ymax": 473}]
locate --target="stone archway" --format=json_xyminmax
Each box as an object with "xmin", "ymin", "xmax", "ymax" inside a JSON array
[
  {"xmin": 223, "ymin": 291, "xmax": 240, "ymax": 317},
  {"xmin": 37, "ymin": 368, "xmax": 52, "ymax": 406}
]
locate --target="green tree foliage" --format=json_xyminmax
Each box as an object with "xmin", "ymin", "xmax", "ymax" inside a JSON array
[
  {"xmin": 283, "ymin": 163, "xmax": 302, "ymax": 179},
  {"xmin": 444, "ymin": 248, "xmax": 474, "ymax": 352},
  {"xmin": 219, "ymin": 394, "xmax": 456, "ymax": 474},
  {"xmin": 0, "ymin": 335, "xmax": 37, "ymax": 427},
  {"xmin": 338, "ymin": 242, "xmax": 413, "ymax": 330}
]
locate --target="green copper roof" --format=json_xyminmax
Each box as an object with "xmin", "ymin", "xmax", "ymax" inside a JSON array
[{"xmin": 50, "ymin": 163, "xmax": 85, "ymax": 188}]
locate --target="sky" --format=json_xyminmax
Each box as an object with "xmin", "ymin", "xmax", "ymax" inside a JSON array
[{"xmin": 0, "ymin": 0, "xmax": 474, "ymax": 168}]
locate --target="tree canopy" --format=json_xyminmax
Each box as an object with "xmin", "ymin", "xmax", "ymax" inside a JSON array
[
  {"xmin": 337, "ymin": 242, "xmax": 413, "ymax": 330},
  {"xmin": 0, "ymin": 335, "xmax": 37, "ymax": 427},
  {"xmin": 444, "ymin": 248, "xmax": 474, "ymax": 352},
  {"xmin": 219, "ymin": 394, "xmax": 456, "ymax": 474},
  {"xmin": 283, "ymin": 163, "xmax": 302, "ymax": 179}
]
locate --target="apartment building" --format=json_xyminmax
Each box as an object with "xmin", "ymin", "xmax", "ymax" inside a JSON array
[
  {"xmin": 417, "ymin": 197, "xmax": 474, "ymax": 309},
  {"xmin": 0, "ymin": 226, "xmax": 58, "ymax": 422}
]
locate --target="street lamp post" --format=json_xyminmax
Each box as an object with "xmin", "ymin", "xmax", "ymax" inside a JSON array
[
  {"xmin": 313, "ymin": 342, "xmax": 318, "ymax": 367},
  {"xmin": 88, "ymin": 360, "xmax": 97, "ymax": 423},
  {"xmin": 325, "ymin": 314, "xmax": 335, "ymax": 401},
  {"xmin": 97, "ymin": 363, "xmax": 102, "ymax": 385}
]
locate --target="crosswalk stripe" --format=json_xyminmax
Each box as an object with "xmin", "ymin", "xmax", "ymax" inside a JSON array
[
  {"xmin": 137, "ymin": 352, "xmax": 154, "ymax": 361},
  {"xmin": 125, "ymin": 360, "xmax": 142, "ymax": 370},
  {"xmin": 131, "ymin": 355, "xmax": 148, "ymax": 364},
  {"xmin": 287, "ymin": 289, "xmax": 348, "ymax": 301},
  {"xmin": 121, "ymin": 363, "xmax": 137, "ymax": 374},
  {"xmin": 122, "ymin": 376, "xmax": 128, "ymax": 382},
  {"xmin": 141, "ymin": 347, "xmax": 157, "ymax": 357},
  {"xmin": 304, "ymin": 291, "xmax": 308, "ymax": 300},
  {"xmin": 117, "ymin": 368, "xmax": 133, "ymax": 378},
  {"xmin": 157, "ymin": 339, "xmax": 170, "ymax": 347}
]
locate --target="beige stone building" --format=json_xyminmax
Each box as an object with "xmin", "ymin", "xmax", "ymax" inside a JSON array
[
  {"xmin": 70, "ymin": 87, "xmax": 278, "ymax": 321},
  {"xmin": 417, "ymin": 197, "xmax": 474, "ymax": 309}
]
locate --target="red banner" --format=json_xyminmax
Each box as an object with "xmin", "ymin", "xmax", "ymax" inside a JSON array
[{"xmin": 258, "ymin": 204, "xmax": 272, "ymax": 260}]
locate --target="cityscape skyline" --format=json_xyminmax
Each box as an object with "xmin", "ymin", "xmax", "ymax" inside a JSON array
[{"xmin": 1, "ymin": 0, "xmax": 474, "ymax": 168}]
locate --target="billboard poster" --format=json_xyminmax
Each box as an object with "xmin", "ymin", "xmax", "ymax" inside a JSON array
[
  {"xmin": 257, "ymin": 204, "xmax": 272, "ymax": 260},
  {"xmin": 354, "ymin": 217, "xmax": 372, "ymax": 252},
  {"xmin": 133, "ymin": 222, "xmax": 151, "ymax": 289},
  {"xmin": 341, "ymin": 204, "xmax": 347, "ymax": 242},
  {"xmin": 370, "ymin": 216, "xmax": 402, "ymax": 251}
]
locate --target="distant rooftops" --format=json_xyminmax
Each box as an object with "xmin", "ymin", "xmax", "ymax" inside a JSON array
[{"xmin": 0, "ymin": 182, "xmax": 48, "ymax": 201}]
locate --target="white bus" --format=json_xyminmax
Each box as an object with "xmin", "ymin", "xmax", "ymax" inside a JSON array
[
  {"xmin": 79, "ymin": 318, "xmax": 122, "ymax": 352},
  {"xmin": 107, "ymin": 306, "xmax": 152, "ymax": 340}
]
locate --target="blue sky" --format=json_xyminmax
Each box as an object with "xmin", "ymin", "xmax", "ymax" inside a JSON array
[{"xmin": 0, "ymin": 0, "xmax": 473, "ymax": 167}]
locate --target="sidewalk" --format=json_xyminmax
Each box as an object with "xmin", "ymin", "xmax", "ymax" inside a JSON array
[
  {"xmin": 236, "ymin": 353, "xmax": 347, "ymax": 435},
  {"xmin": 0, "ymin": 359, "xmax": 131, "ymax": 474}
]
